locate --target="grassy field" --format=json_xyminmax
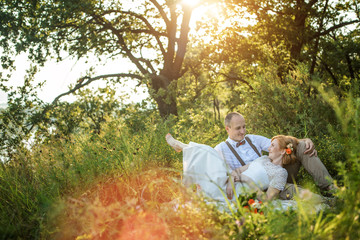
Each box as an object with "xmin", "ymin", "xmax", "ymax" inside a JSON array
[{"xmin": 1, "ymin": 101, "xmax": 359, "ymax": 239}]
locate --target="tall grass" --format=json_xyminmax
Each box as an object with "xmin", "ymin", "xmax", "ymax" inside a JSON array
[
  {"xmin": 0, "ymin": 116, "xmax": 179, "ymax": 239},
  {"xmin": 0, "ymin": 93, "xmax": 359, "ymax": 239}
]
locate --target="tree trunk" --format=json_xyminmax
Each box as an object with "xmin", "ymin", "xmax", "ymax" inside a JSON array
[
  {"xmin": 290, "ymin": 6, "xmax": 307, "ymax": 63},
  {"xmin": 155, "ymin": 94, "xmax": 178, "ymax": 118},
  {"xmin": 151, "ymin": 75, "xmax": 178, "ymax": 118}
]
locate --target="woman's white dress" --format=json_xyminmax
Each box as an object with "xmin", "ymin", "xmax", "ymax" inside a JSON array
[{"xmin": 182, "ymin": 142, "xmax": 288, "ymax": 202}]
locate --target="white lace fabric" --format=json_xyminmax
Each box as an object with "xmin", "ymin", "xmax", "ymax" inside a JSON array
[{"xmin": 262, "ymin": 158, "xmax": 288, "ymax": 191}]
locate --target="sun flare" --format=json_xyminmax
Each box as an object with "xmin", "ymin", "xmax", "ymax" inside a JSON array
[{"xmin": 181, "ymin": 0, "xmax": 200, "ymax": 7}]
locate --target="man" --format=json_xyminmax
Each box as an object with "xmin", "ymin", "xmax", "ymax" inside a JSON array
[{"xmin": 214, "ymin": 112, "xmax": 335, "ymax": 199}]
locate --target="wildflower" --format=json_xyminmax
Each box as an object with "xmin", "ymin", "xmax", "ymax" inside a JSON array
[
  {"xmin": 245, "ymin": 199, "xmax": 263, "ymax": 214},
  {"xmin": 285, "ymin": 143, "xmax": 293, "ymax": 155}
]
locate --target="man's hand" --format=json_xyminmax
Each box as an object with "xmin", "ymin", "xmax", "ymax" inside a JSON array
[
  {"xmin": 303, "ymin": 138, "xmax": 317, "ymax": 157},
  {"xmin": 231, "ymin": 170, "xmax": 240, "ymax": 181},
  {"xmin": 226, "ymin": 177, "xmax": 235, "ymax": 199},
  {"xmin": 232, "ymin": 164, "xmax": 250, "ymax": 178}
]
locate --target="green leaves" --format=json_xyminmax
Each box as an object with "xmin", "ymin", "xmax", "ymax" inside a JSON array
[{"xmin": 0, "ymin": 65, "xmax": 45, "ymax": 162}]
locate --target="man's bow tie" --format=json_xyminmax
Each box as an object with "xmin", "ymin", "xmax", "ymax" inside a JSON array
[{"xmin": 236, "ymin": 140, "xmax": 246, "ymax": 147}]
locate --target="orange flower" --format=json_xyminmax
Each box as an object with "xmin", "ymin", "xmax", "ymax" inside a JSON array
[
  {"xmin": 248, "ymin": 199, "xmax": 255, "ymax": 205},
  {"xmin": 286, "ymin": 148, "xmax": 292, "ymax": 155}
]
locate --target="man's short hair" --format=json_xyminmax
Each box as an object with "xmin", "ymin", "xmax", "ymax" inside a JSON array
[{"xmin": 224, "ymin": 112, "xmax": 243, "ymax": 127}]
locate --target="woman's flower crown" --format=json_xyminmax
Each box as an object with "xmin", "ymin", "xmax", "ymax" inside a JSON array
[{"xmin": 285, "ymin": 143, "xmax": 293, "ymax": 155}]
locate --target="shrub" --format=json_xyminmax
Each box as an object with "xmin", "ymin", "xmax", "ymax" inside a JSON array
[{"xmin": 237, "ymin": 64, "xmax": 337, "ymax": 138}]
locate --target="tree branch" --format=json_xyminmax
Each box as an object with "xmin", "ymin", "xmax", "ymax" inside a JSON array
[
  {"xmin": 29, "ymin": 73, "xmax": 143, "ymax": 134},
  {"xmin": 149, "ymin": 0, "xmax": 170, "ymax": 28},
  {"xmin": 51, "ymin": 73, "xmax": 143, "ymax": 105},
  {"xmin": 318, "ymin": 56, "xmax": 338, "ymax": 86},
  {"xmin": 90, "ymin": 13, "xmax": 150, "ymax": 76},
  {"xmin": 311, "ymin": 20, "xmax": 360, "ymax": 40},
  {"xmin": 219, "ymin": 73, "xmax": 254, "ymax": 90},
  {"xmin": 120, "ymin": 10, "xmax": 166, "ymax": 57},
  {"xmin": 308, "ymin": 0, "xmax": 320, "ymax": 8},
  {"xmin": 138, "ymin": 57, "xmax": 157, "ymax": 74},
  {"xmin": 124, "ymin": 29, "xmax": 167, "ymax": 37},
  {"xmin": 310, "ymin": 0, "xmax": 329, "ymax": 74}
]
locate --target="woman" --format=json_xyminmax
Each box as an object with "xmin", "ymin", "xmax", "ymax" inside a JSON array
[{"xmin": 166, "ymin": 133, "xmax": 299, "ymax": 202}]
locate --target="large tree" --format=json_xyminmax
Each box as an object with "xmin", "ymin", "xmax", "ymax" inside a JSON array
[
  {"xmin": 217, "ymin": 0, "xmax": 360, "ymax": 85},
  {"xmin": 0, "ymin": 0, "xmax": 208, "ymax": 118}
]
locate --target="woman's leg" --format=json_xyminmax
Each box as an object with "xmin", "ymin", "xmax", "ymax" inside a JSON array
[{"xmin": 165, "ymin": 133, "xmax": 189, "ymax": 152}]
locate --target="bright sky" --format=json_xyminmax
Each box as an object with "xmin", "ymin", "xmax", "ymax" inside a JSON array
[{"xmin": 0, "ymin": 53, "xmax": 149, "ymax": 106}]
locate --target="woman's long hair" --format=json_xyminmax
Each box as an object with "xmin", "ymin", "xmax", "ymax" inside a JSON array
[{"xmin": 271, "ymin": 135, "xmax": 299, "ymax": 166}]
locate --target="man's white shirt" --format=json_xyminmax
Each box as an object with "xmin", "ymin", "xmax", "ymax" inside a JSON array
[{"xmin": 214, "ymin": 134, "xmax": 271, "ymax": 170}]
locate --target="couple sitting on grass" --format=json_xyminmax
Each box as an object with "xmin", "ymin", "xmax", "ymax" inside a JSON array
[{"xmin": 166, "ymin": 112, "xmax": 336, "ymax": 207}]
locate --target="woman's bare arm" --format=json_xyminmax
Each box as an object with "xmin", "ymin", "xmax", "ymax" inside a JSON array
[{"xmin": 266, "ymin": 187, "xmax": 281, "ymax": 200}]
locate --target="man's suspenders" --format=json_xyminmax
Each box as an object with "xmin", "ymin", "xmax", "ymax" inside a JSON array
[
  {"xmin": 225, "ymin": 141, "xmax": 246, "ymax": 166},
  {"xmin": 225, "ymin": 136, "xmax": 261, "ymax": 166},
  {"xmin": 245, "ymin": 136, "xmax": 261, "ymax": 158}
]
